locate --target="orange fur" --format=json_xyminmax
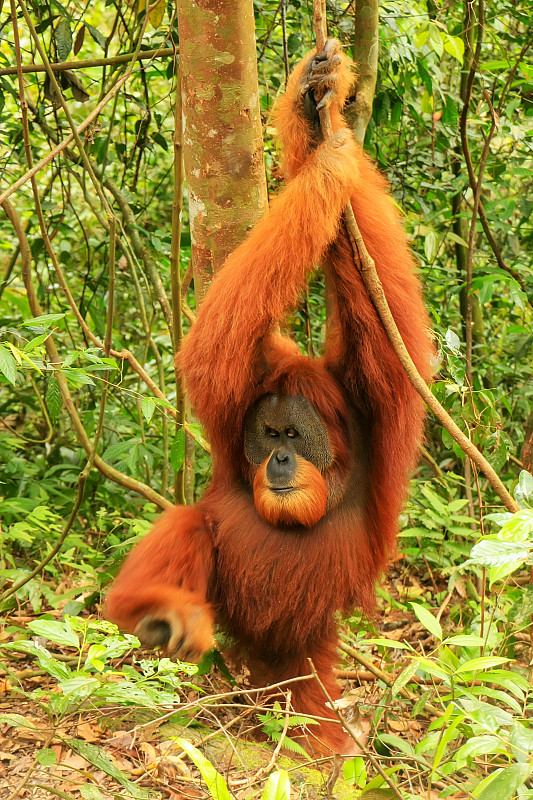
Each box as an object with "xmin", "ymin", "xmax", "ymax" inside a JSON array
[
  {"xmin": 106, "ymin": 506, "xmax": 215, "ymax": 656},
  {"xmin": 253, "ymin": 455, "xmax": 327, "ymax": 527},
  {"xmin": 107, "ymin": 47, "xmax": 434, "ymax": 755}
]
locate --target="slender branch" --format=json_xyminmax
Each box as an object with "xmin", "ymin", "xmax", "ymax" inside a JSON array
[
  {"xmin": 343, "ymin": 204, "xmax": 517, "ymax": 511},
  {"xmin": 311, "ymin": 9, "xmax": 518, "ymax": 513},
  {"xmin": 18, "ymin": 0, "xmax": 130, "ymax": 216},
  {"xmin": 0, "ymin": 473, "xmax": 86, "ymax": 602},
  {"xmin": 257, "ymin": 1, "xmax": 283, "ymax": 62},
  {"xmin": 12, "ymin": 98, "xmax": 208, "ymax": 453},
  {"xmin": 0, "ymin": 244, "xmax": 19, "ymax": 301},
  {"xmin": 170, "ymin": 69, "xmax": 187, "ymax": 504},
  {"xmin": 0, "ymin": 46, "xmax": 176, "ymax": 76},
  {"xmin": 477, "ymin": 203, "xmax": 527, "ymax": 295},
  {"xmin": 459, "ymin": 18, "xmax": 532, "ymax": 299},
  {"xmin": 0, "ymin": 38, "xmax": 174, "ymax": 207},
  {"xmin": 281, "ymin": 0, "xmax": 290, "ymax": 86},
  {"xmin": 460, "ymin": 0, "xmax": 485, "ymax": 385},
  {"xmin": 103, "ymin": 177, "xmax": 174, "ymax": 332},
  {"xmin": 308, "ymin": 658, "xmax": 404, "ymax": 800},
  {"xmin": 1, "ymin": 198, "xmax": 172, "ymax": 509}
]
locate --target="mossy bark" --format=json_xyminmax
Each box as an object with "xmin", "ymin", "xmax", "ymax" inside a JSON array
[
  {"xmin": 347, "ymin": 0, "xmax": 379, "ymax": 146},
  {"xmin": 177, "ymin": 0, "xmax": 268, "ymax": 301}
]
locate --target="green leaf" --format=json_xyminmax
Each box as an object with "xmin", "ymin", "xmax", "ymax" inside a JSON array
[
  {"xmin": 391, "ymin": 661, "xmax": 419, "ymax": 696},
  {"xmin": 455, "ymin": 656, "xmax": 510, "ymax": 675},
  {"xmin": 415, "ymin": 657, "xmax": 450, "ymax": 682},
  {"xmin": 141, "ymin": 397, "xmax": 156, "ymax": 424},
  {"xmin": 454, "ymin": 735, "xmax": 502, "ymax": 766},
  {"xmin": 411, "ymin": 603, "xmax": 442, "ymax": 640},
  {"xmin": 55, "ymin": 18, "xmax": 73, "ymax": 62},
  {"xmin": 447, "ymin": 231, "xmax": 469, "ymax": 247},
  {"xmin": 443, "ymin": 35, "xmax": 465, "ymax": 63},
  {"xmin": 24, "ymin": 332, "xmax": 50, "ymax": 351},
  {"xmin": 343, "ymin": 756, "xmax": 367, "ymax": 787},
  {"xmin": 59, "ymin": 675, "xmax": 100, "ymax": 698},
  {"xmin": 510, "ymin": 723, "xmax": 533, "ymax": 761},
  {"xmin": 0, "ymin": 713, "xmax": 39, "ymax": 729},
  {"xmin": 261, "ymin": 770, "xmax": 291, "ymax": 800},
  {"xmin": 171, "ymin": 428, "xmax": 186, "ymax": 472},
  {"xmin": 476, "ymin": 763, "xmax": 531, "ymax": 800},
  {"xmin": 428, "ymin": 25, "xmax": 444, "ymax": 57},
  {"xmin": 445, "ymin": 329, "xmax": 461, "ymax": 353},
  {"xmin": 36, "ymin": 747, "xmax": 57, "ymax": 766},
  {"xmin": 379, "ymin": 733, "xmax": 414, "ymax": 756},
  {"xmin": 80, "ymin": 786, "xmax": 104, "ymax": 800},
  {"xmin": 466, "ymin": 539, "xmax": 533, "ymax": 568},
  {"xmin": 28, "ymin": 619, "xmax": 79, "ymax": 649},
  {"xmin": 0, "ymin": 344, "xmax": 16, "ymax": 385},
  {"xmin": 362, "ymin": 638, "xmax": 409, "ymax": 650},
  {"xmin": 46, "ymin": 376, "xmax": 62, "ymax": 424},
  {"xmin": 23, "ymin": 313, "xmax": 66, "ymax": 327},
  {"xmin": 63, "ymin": 368, "xmax": 95, "ymax": 387},
  {"xmin": 412, "ymin": 690, "xmax": 433, "ymax": 717},
  {"xmin": 444, "ymin": 635, "xmax": 485, "ymax": 647},
  {"xmin": 176, "ymin": 739, "xmax": 232, "ymax": 800},
  {"xmin": 516, "ymin": 471, "xmax": 533, "ymax": 504},
  {"xmin": 85, "ymin": 23, "xmax": 106, "ymax": 50},
  {"xmin": 424, "ymin": 230, "xmax": 439, "ymax": 262},
  {"xmin": 67, "ymin": 739, "xmax": 150, "ymax": 799},
  {"xmin": 431, "ymin": 710, "xmax": 463, "ymax": 777}
]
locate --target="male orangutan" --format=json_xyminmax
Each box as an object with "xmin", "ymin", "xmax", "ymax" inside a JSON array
[{"xmin": 107, "ymin": 40, "xmax": 433, "ymax": 755}]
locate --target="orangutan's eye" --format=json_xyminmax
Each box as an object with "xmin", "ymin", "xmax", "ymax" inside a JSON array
[
  {"xmin": 286, "ymin": 427, "xmax": 299, "ymax": 438},
  {"xmin": 266, "ymin": 426, "xmax": 279, "ymax": 438}
]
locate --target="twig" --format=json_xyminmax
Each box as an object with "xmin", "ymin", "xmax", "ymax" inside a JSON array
[
  {"xmin": 255, "ymin": 690, "xmax": 292, "ymax": 778},
  {"xmin": 461, "ymin": 0, "xmax": 485, "ymax": 385},
  {"xmin": 281, "ymin": 0, "xmax": 290, "ymax": 86},
  {"xmin": 0, "ymin": 38, "xmax": 174, "ymax": 207},
  {"xmin": 308, "ymin": 658, "xmax": 404, "ymax": 800},
  {"xmin": 128, "ymin": 674, "xmax": 314, "ymax": 734},
  {"xmin": 459, "ymin": 23, "xmax": 533, "ymax": 299},
  {"xmin": 6, "ymin": 731, "xmax": 55, "ymax": 800},
  {"xmin": 257, "ymin": 1, "xmax": 283, "ymax": 62},
  {"xmin": 0, "ymin": 46, "xmax": 176, "ymax": 76},
  {"xmin": 339, "ymin": 641, "xmax": 443, "ymax": 717},
  {"xmin": 8, "ymin": 96, "xmax": 207, "ymax": 454},
  {"xmin": 104, "ymin": 177, "xmax": 174, "ymax": 331}
]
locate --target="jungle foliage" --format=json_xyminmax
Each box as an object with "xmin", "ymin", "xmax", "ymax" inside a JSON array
[{"xmin": 0, "ymin": 0, "xmax": 533, "ymax": 797}]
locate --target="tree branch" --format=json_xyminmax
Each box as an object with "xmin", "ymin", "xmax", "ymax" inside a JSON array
[
  {"xmin": 312, "ymin": 9, "xmax": 518, "ymax": 514},
  {"xmin": 0, "ymin": 46, "xmax": 176, "ymax": 77},
  {"xmin": 1, "ymin": 198, "xmax": 172, "ymax": 510}
]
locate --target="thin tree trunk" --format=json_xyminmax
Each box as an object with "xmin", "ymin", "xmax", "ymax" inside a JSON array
[
  {"xmin": 348, "ymin": 0, "xmax": 379, "ymax": 146},
  {"xmin": 177, "ymin": 0, "xmax": 268, "ymax": 299},
  {"xmin": 453, "ymin": 0, "xmax": 488, "ymax": 376}
]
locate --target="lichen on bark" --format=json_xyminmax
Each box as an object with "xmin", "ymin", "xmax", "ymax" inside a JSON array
[{"xmin": 177, "ymin": 0, "xmax": 268, "ymax": 301}]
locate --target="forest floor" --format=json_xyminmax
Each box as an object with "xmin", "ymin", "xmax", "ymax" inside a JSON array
[{"xmin": 1, "ymin": 563, "xmax": 528, "ymax": 800}]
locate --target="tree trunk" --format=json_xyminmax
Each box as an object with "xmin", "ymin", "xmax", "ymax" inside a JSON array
[
  {"xmin": 177, "ymin": 0, "xmax": 268, "ymax": 301},
  {"xmin": 347, "ymin": 0, "xmax": 379, "ymax": 146},
  {"xmin": 452, "ymin": 2, "xmax": 489, "ymax": 376}
]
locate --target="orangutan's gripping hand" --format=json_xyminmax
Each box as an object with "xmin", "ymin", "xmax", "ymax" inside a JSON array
[{"xmin": 303, "ymin": 39, "xmax": 345, "ymax": 110}]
